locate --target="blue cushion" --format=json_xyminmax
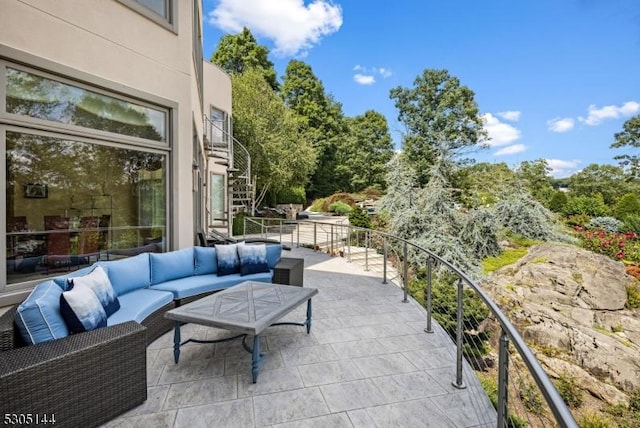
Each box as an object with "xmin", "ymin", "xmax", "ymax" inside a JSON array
[
  {"xmin": 265, "ymin": 244, "xmax": 282, "ymax": 269},
  {"xmin": 98, "ymin": 253, "xmax": 150, "ymax": 296},
  {"xmin": 194, "ymin": 246, "xmax": 217, "ymax": 275},
  {"xmin": 238, "ymin": 243, "xmax": 270, "ymax": 276},
  {"xmin": 107, "ymin": 289, "xmax": 174, "ymax": 326},
  {"xmin": 69, "ymin": 266, "xmax": 120, "ymax": 317},
  {"xmin": 60, "ymin": 283, "xmax": 107, "ymax": 334},
  {"xmin": 15, "ymin": 281, "xmax": 69, "ymax": 345},
  {"xmin": 150, "ymin": 247, "xmax": 195, "ymax": 285},
  {"xmin": 215, "ymin": 243, "xmax": 241, "ymax": 276},
  {"xmin": 52, "ymin": 265, "xmax": 94, "ymax": 290}
]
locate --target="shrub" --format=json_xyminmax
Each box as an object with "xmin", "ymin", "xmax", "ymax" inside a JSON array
[
  {"xmin": 579, "ymin": 229, "xmax": 637, "ymax": 261},
  {"xmin": 328, "ymin": 201, "xmax": 352, "ymax": 216},
  {"xmin": 518, "ymin": 380, "xmax": 545, "ymax": 415},
  {"xmin": 578, "ymin": 413, "xmax": 614, "ymax": 428},
  {"xmin": 308, "ymin": 198, "xmax": 325, "ymax": 212},
  {"xmin": 361, "ymin": 186, "xmax": 382, "ymax": 198},
  {"xmin": 622, "ymin": 214, "xmax": 640, "ymax": 235},
  {"xmin": 563, "ymin": 194, "xmax": 609, "ymax": 217},
  {"xmin": 555, "ymin": 372, "xmax": 583, "ymax": 408},
  {"xmin": 322, "ymin": 192, "xmax": 356, "ymax": 212},
  {"xmin": 460, "ymin": 208, "xmax": 501, "ymax": 261},
  {"xmin": 587, "ymin": 217, "xmax": 621, "ymax": 233},
  {"xmin": 348, "ymin": 205, "xmax": 371, "ymax": 229},
  {"xmin": 565, "ymin": 214, "xmax": 591, "ymax": 227},
  {"xmin": 626, "ymin": 283, "xmax": 640, "ymax": 310},
  {"xmin": 614, "ymin": 193, "xmax": 640, "ymax": 221},
  {"xmin": 276, "ymin": 186, "xmax": 306, "ymax": 204},
  {"xmin": 492, "ymin": 192, "xmax": 564, "ymax": 241},
  {"xmin": 548, "ymin": 190, "xmax": 568, "ymax": 213}
]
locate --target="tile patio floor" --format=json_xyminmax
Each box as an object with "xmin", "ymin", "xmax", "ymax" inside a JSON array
[{"xmin": 104, "ymin": 247, "xmax": 496, "ymax": 428}]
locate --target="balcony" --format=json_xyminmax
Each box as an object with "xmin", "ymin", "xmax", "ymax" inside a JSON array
[{"xmin": 106, "ymin": 246, "xmax": 496, "ymax": 427}]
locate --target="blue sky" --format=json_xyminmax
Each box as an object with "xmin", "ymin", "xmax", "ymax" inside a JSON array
[{"xmin": 202, "ymin": 0, "xmax": 640, "ymax": 178}]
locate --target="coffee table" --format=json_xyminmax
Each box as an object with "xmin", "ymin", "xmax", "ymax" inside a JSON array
[{"xmin": 164, "ymin": 281, "xmax": 318, "ymax": 383}]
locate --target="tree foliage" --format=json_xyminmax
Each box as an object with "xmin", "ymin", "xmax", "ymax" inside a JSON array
[
  {"xmin": 211, "ymin": 28, "xmax": 278, "ymax": 90},
  {"xmin": 568, "ymin": 163, "xmax": 628, "ymax": 206},
  {"xmin": 611, "ymin": 114, "xmax": 640, "ymax": 179},
  {"xmin": 390, "ymin": 69, "xmax": 487, "ymax": 185},
  {"xmin": 336, "ymin": 110, "xmax": 394, "ymax": 192},
  {"xmin": 231, "ymin": 69, "xmax": 315, "ymax": 204},
  {"xmin": 492, "ymin": 191, "xmax": 565, "ymax": 241},
  {"xmin": 281, "ymin": 60, "xmax": 348, "ymax": 198},
  {"xmin": 516, "ymin": 159, "xmax": 555, "ymax": 205},
  {"xmin": 458, "ymin": 162, "xmax": 518, "ymax": 208}
]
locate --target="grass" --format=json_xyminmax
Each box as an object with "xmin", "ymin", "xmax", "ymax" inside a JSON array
[{"xmin": 483, "ymin": 248, "xmax": 528, "ymax": 274}]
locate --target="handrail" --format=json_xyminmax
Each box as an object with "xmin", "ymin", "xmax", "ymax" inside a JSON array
[{"xmin": 242, "ymin": 216, "xmax": 578, "ymax": 427}]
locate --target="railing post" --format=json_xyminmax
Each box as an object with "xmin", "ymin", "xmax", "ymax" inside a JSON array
[
  {"xmin": 347, "ymin": 226, "xmax": 352, "ymax": 262},
  {"xmin": 453, "ymin": 277, "xmax": 467, "ymax": 389},
  {"xmin": 296, "ymin": 220, "xmax": 300, "ymax": 248},
  {"xmin": 382, "ymin": 236, "xmax": 387, "ymax": 284},
  {"xmin": 279, "ymin": 219, "xmax": 283, "ymax": 243},
  {"xmin": 497, "ymin": 331, "xmax": 510, "ymax": 428},
  {"xmin": 424, "ymin": 258, "xmax": 433, "ymax": 333},
  {"xmin": 330, "ymin": 224, "xmax": 334, "ymax": 255},
  {"xmin": 313, "ymin": 222, "xmax": 317, "ymax": 252},
  {"xmin": 365, "ymin": 230, "xmax": 369, "ymax": 271},
  {"xmin": 402, "ymin": 241, "xmax": 408, "ymax": 303}
]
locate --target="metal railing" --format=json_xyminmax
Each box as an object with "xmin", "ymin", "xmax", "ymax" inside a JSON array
[{"xmin": 242, "ymin": 216, "xmax": 578, "ymax": 428}]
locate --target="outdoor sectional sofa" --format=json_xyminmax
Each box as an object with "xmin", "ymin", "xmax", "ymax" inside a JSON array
[{"xmin": 0, "ymin": 243, "xmax": 287, "ymax": 428}]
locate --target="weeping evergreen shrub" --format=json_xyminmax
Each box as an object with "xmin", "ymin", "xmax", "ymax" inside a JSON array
[
  {"xmin": 460, "ymin": 208, "xmax": 501, "ymax": 261},
  {"xmin": 492, "ymin": 192, "xmax": 565, "ymax": 241}
]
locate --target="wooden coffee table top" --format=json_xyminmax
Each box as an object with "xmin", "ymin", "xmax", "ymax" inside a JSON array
[{"xmin": 165, "ymin": 281, "xmax": 318, "ymax": 335}]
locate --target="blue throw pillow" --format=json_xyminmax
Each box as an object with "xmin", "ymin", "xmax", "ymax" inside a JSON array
[
  {"xmin": 60, "ymin": 283, "xmax": 107, "ymax": 334},
  {"xmin": 215, "ymin": 243, "xmax": 241, "ymax": 276},
  {"xmin": 15, "ymin": 280, "xmax": 69, "ymax": 345},
  {"xmin": 238, "ymin": 244, "xmax": 270, "ymax": 276},
  {"xmin": 69, "ymin": 266, "xmax": 120, "ymax": 317}
]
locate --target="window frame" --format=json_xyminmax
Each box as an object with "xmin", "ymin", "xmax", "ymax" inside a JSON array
[{"xmin": 117, "ymin": 0, "xmax": 178, "ymax": 33}]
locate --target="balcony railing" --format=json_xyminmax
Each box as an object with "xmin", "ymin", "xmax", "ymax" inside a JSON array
[{"xmin": 242, "ymin": 216, "xmax": 578, "ymax": 428}]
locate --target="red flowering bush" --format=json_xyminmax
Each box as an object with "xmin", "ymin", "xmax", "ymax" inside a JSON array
[{"xmin": 576, "ymin": 227, "xmax": 638, "ymax": 262}]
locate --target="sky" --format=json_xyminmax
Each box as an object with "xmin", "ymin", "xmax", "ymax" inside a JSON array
[{"xmin": 202, "ymin": 0, "xmax": 640, "ymax": 178}]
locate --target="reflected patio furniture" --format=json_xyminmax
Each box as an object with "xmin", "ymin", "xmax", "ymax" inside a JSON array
[
  {"xmin": 44, "ymin": 215, "xmax": 71, "ymax": 271},
  {"xmin": 78, "ymin": 216, "xmax": 101, "ymax": 264}
]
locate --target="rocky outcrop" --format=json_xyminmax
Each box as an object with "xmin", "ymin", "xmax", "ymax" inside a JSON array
[{"xmin": 483, "ymin": 243, "xmax": 640, "ymax": 404}]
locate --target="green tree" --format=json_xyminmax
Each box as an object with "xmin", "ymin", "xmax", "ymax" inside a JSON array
[
  {"xmin": 568, "ymin": 163, "xmax": 629, "ymax": 206},
  {"xmin": 563, "ymin": 194, "xmax": 609, "ymax": 217},
  {"xmin": 611, "ymin": 114, "xmax": 640, "ymax": 179},
  {"xmin": 336, "ymin": 110, "xmax": 394, "ymax": 192},
  {"xmin": 231, "ymin": 69, "xmax": 315, "ymax": 205},
  {"xmin": 458, "ymin": 162, "xmax": 518, "ymax": 208},
  {"xmin": 516, "ymin": 159, "xmax": 555, "ymax": 205},
  {"xmin": 210, "ymin": 28, "xmax": 278, "ymax": 91},
  {"xmin": 281, "ymin": 60, "xmax": 348, "ymax": 198},
  {"xmin": 389, "ymin": 69, "xmax": 487, "ymax": 185},
  {"xmin": 548, "ymin": 191, "xmax": 568, "ymax": 213}
]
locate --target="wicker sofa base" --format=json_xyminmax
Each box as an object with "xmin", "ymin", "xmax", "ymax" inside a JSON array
[{"xmin": 0, "ymin": 308, "xmax": 147, "ymax": 428}]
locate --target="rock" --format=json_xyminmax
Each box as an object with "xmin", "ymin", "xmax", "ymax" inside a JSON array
[{"xmin": 483, "ymin": 243, "xmax": 640, "ymax": 396}]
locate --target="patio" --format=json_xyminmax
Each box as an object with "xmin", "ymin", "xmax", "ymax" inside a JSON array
[{"xmin": 104, "ymin": 247, "xmax": 496, "ymax": 427}]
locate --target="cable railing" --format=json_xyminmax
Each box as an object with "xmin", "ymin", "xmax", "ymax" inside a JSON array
[{"xmin": 242, "ymin": 216, "xmax": 578, "ymax": 428}]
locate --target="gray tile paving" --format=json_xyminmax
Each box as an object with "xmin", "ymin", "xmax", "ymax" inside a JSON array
[{"xmin": 105, "ymin": 247, "xmax": 496, "ymax": 427}]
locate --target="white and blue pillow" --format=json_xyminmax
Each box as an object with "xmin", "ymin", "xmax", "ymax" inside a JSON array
[
  {"xmin": 238, "ymin": 244, "xmax": 270, "ymax": 276},
  {"xmin": 60, "ymin": 282, "xmax": 107, "ymax": 334},
  {"xmin": 69, "ymin": 266, "xmax": 120, "ymax": 317},
  {"xmin": 215, "ymin": 243, "xmax": 241, "ymax": 276}
]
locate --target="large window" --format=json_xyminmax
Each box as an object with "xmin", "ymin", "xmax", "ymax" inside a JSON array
[
  {"xmin": 5, "ymin": 131, "xmax": 167, "ymax": 285},
  {"xmin": 6, "ymin": 68, "xmax": 166, "ymax": 142},
  {"xmin": 2, "ymin": 62, "xmax": 170, "ymax": 289}
]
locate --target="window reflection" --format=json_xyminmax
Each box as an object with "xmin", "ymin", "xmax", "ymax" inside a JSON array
[
  {"xmin": 6, "ymin": 131, "xmax": 166, "ymax": 284},
  {"xmin": 6, "ymin": 68, "xmax": 166, "ymax": 142}
]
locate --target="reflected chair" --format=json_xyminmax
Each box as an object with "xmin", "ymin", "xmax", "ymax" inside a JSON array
[
  {"xmin": 44, "ymin": 216, "xmax": 71, "ymax": 272},
  {"xmin": 78, "ymin": 216, "xmax": 100, "ymax": 265}
]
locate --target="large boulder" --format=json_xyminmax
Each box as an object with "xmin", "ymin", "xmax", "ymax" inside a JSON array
[{"xmin": 483, "ymin": 243, "xmax": 640, "ymax": 400}]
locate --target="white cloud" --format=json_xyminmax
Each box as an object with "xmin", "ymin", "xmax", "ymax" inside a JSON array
[
  {"xmin": 547, "ymin": 117, "xmax": 575, "ymax": 133},
  {"xmin": 497, "ymin": 111, "xmax": 521, "ymax": 121},
  {"xmin": 546, "ymin": 159, "xmax": 581, "ymax": 178},
  {"xmin": 208, "ymin": 0, "xmax": 343, "ymax": 56},
  {"xmin": 352, "ymin": 65, "xmax": 392, "ymax": 84},
  {"xmin": 494, "ymin": 144, "xmax": 526, "ymax": 156},
  {"xmin": 354, "ymin": 74, "xmax": 375, "ymax": 85},
  {"xmin": 578, "ymin": 101, "xmax": 640, "ymax": 126},
  {"xmin": 481, "ymin": 113, "xmax": 522, "ymax": 147}
]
